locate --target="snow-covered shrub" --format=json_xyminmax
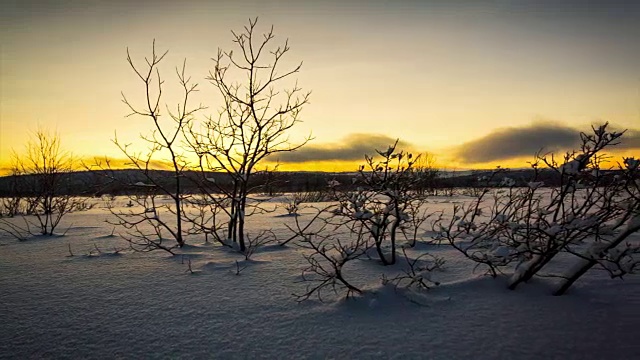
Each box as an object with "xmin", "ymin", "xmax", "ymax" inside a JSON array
[
  {"xmin": 287, "ymin": 143, "xmax": 443, "ymax": 301},
  {"xmin": 0, "ymin": 197, "xmax": 24, "ymax": 218},
  {"xmin": 434, "ymin": 169, "xmax": 520, "ymax": 277},
  {"xmin": 279, "ymin": 190, "xmax": 333, "ymax": 217},
  {"xmin": 329, "ymin": 141, "xmax": 432, "ymax": 265},
  {"xmin": 281, "ymin": 194, "xmax": 303, "ymax": 216},
  {"xmin": 553, "ymin": 154, "xmax": 640, "ymax": 294},
  {"xmin": 435, "ymin": 123, "xmax": 640, "ymax": 294}
]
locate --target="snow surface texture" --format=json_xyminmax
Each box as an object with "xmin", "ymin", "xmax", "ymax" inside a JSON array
[{"xmin": 1, "ymin": 196, "xmax": 639, "ymax": 359}]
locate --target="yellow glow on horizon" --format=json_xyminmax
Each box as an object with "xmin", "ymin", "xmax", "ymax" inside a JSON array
[{"xmin": 2, "ymin": 148, "xmax": 637, "ymax": 177}]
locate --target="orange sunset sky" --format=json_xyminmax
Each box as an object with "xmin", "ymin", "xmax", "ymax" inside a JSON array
[{"xmin": 1, "ymin": 0, "xmax": 639, "ymax": 173}]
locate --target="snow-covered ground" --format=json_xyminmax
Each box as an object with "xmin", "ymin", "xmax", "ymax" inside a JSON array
[{"xmin": 1, "ymin": 196, "xmax": 638, "ymax": 359}]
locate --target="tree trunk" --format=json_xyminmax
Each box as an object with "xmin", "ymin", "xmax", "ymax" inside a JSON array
[
  {"xmin": 554, "ymin": 223, "xmax": 640, "ymax": 295},
  {"xmin": 238, "ymin": 185, "xmax": 247, "ymax": 253},
  {"xmin": 174, "ymin": 173, "xmax": 184, "ymax": 247},
  {"xmin": 228, "ymin": 181, "xmax": 239, "ymax": 244},
  {"xmin": 389, "ymin": 218, "xmax": 400, "ymax": 265},
  {"xmin": 508, "ymin": 249, "xmax": 559, "ymax": 290},
  {"xmin": 375, "ymin": 239, "xmax": 390, "ymax": 265}
]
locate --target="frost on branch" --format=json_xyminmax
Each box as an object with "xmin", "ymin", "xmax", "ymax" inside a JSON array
[
  {"xmin": 328, "ymin": 141, "xmax": 434, "ymax": 265},
  {"xmin": 289, "ymin": 142, "xmax": 442, "ymax": 301},
  {"xmin": 435, "ymin": 123, "xmax": 640, "ymax": 294},
  {"xmin": 553, "ymin": 154, "xmax": 640, "ymax": 295}
]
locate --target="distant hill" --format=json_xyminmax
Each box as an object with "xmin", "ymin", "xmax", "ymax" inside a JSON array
[
  {"xmin": 0, "ymin": 168, "xmax": 620, "ymax": 197},
  {"xmin": 0, "ymin": 169, "xmax": 357, "ymax": 197}
]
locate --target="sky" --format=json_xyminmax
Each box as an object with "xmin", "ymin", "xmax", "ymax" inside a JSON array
[{"xmin": 1, "ymin": 0, "xmax": 639, "ymax": 173}]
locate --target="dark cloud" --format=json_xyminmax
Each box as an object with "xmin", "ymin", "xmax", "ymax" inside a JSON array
[
  {"xmin": 456, "ymin": 122, "xmax": 640, "ymax": 164},
  {"xmin": 274, "ymin": 134, "xmax": 412, "ymax": 163},
  {"xmin": 616, "ymin": 128, "xmax": 640, "ymax": 149}
]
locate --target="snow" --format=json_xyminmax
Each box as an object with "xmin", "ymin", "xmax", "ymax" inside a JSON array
[
  {"xmin": 560, "ymin": 160, "xmax": 582, "ymax": 175},
  {"xmin": 354, "ymin": 210, "xmax": 374, "ymax": 220},
  {"xmin": 494, "ymin": 214, "xmax": 509, "ymax": 223},
  {"xmin": 629, "ymin": 213, "xmax": 640, "ymax": 230},
  {"xmin": 527, "ymin": 181, "xmax": 545, "ymax": 189},
  {"xmin": 133, "ymin": 181, "xmax": 155, "ymax": 187},
  {"xmin": 624, "ymin": 158, "xmax": 639, "ymax": 170},
  {"xmin": 1, "ymin": 195, "xmax": 639, "ymax": 359},
  {"xmin": 546, "ymin": 224, "xmax": 563, "ymax": 236},
  {"xmin": 491, "ymin": 245, "xmax": 512, "ymax": 258},
  {"xmin": 500, "ymin": 177, "xmax": 516, "ymax": 187}
]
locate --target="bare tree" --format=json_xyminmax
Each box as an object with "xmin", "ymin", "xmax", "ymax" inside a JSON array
[
  {"xmin": 95, "ymin": 40, "xmax": 204, "ymax": 252},
  {"xmin": 0, "ymin": 160, "xmax": 25, "ymax": 217},
  {"xmin": 186, "ymin": 18, "xmax": 311, "ymax": 253},
  {"xmin": 278, "ymin": 191, "xmax": 331, "ymax": 216},
  {"xmin": 506, "ymin": 124, "xmax": 631, "ymax": 290},
  {"xmin": 0, "ymin": 130, "xmax": 83, "ymax": 237},
  {"xmin": 414, "ymin": 152, "xmax": 440, "ymax": 196}
]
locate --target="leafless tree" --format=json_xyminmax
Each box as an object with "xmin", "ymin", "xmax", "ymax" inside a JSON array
[
  {"xmin": 279, "ymin": 203, "xmax": 334, "ymax": 246},
  {"xmin": 433, "ymin": 169, "xmax": 517, "ymax": 278},
  {"xmin": 93, "ymin": 40, "xmax": 204, "ymax": 252},
  {"xmin": 186, "ymin": 18, "xmax": 311, "ymax": 253},
  {"xmin": 244, "ymin": 229, "xmax": 276, "ymax": 260},
  {"xmin": 0, "ymin": 130, "xmax": 87, "ymax": 238},
  {"xmin": 281, "ymin": 194, "xmax": 303, "ymax": 216},
  {"xmin": 506, "ymin": 124, "xmax": 633, "ymax": 290},
  {"xmin": 0, "ymin": 161, "xmax": 25, "ymax": 217},
  {"xmin": 288, "ymin": 200, "xmax": 442, "ymax": 301},
  {"xmin": 414, "ymin": 152, "xmax": 441, "ymax": 196}
]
